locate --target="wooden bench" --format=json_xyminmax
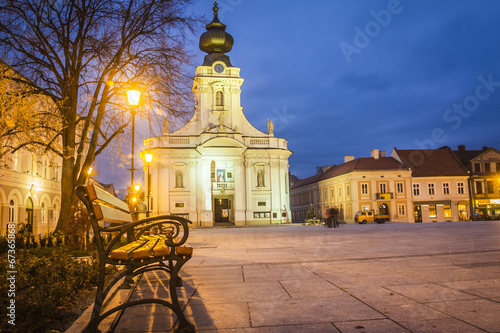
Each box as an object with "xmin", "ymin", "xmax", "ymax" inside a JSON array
[{"xmin": 75, "ymin": 184, "xmax": 195, "ymax": 333}]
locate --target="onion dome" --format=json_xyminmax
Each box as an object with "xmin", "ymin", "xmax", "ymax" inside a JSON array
[{"xmin": 199, "ymin": 1, "xmax": 234, "ymax": 66}]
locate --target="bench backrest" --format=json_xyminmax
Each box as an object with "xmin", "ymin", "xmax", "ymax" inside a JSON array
[{"xmin": 85, "ymin": 184, "xmax": 133, "ymax": 225}]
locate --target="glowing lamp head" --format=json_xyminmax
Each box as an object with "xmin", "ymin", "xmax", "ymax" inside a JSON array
[
  {"xmin": 127, "ymin": 89, "xmax": 141, "ymax": 106},
  {"xmin": 134, "ymin": 184, "xmax": 141, "ymax": 192},
  {"xmin": 145, "ymin": 153, "xmax": 153, "ymax": 163}
]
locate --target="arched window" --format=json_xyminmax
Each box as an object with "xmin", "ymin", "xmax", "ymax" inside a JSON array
[
  {"xmin": 52, "ymin": 204, "xmax": 58, "ymax": 224},
  {"xmin": 216, "ymin": 91, "xmax": 223, "ymax": 106},
  {"xmin": 9, "ymin": 199, "xmax": 15, "ymax": 223},
  {"xmin": 41, "ymin": 202, "xmax": 46, "ymax": 224}
]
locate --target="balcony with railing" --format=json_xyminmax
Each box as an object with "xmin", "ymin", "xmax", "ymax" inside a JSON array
[
  {"xmin": 212, "ymin": 181, "xmax": 235, "ymax": 190},
  {"xmin": 376, "ymin": 192, "xmax": 394, "ymax": 200}
]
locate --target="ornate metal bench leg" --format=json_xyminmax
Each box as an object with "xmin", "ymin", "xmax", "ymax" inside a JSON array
[
  {"xmin": 169, "ymin": 259, "xmax": 184, "ymax": 287},
  {"xmin": 170, "ymin": 257, "xmax": 195, "ymax": 333}
]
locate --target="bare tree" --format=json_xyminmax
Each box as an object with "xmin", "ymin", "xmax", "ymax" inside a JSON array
[
  {"xmin": 0, "ymin": 63, "xmax": 58, "ymax": 160},
  {"xmin": 0, "ymin": 0, "xmax": 199, "ymax": 231}
]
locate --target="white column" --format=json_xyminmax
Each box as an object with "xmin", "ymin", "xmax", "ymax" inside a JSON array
[
  {"xmin": 189, "ymin": 161, "xmax": 198, "ymax": 223},
  {"xmin": 245, "ymin": 161, "xmax": 253, "ymax": 221},
  {"xmin": 270, "ymin": 160, "xmax": 281, "ymax": 224},
  {"xmin": 234, "ymin": 159, "xmax": 246, "ymax": 225},
  {"xmin": 157, "ymin": 160, "xmax": 170, "ymax": 215},
  {"xmin": 199, "ymin": 159, "xmax": 213, "ymax": 227}
]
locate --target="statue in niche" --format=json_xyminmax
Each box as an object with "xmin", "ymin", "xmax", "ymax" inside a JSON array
[
  {"xmin": 267, "ymin": 119, "xmax": 274, "ymax": 135},
  {"xmin": 175, "ymin": 170, "xmax": 183, "ymax": 188},
  {"xmin": 162, "ymin": 118, "xmax": 169, "ymax": 135},
  {"xmin": 257, "ymin": 168, "xmax": 265, "ymax": 187}
]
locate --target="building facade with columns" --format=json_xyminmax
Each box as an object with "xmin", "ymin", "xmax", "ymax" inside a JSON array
[{"xmin": 141, "ymin": 3, "xmax": 291, "ymax": 227}]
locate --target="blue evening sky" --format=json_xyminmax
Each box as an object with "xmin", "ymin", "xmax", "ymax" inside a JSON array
[{"xmin": 99, "ymin": 0, "xmax": 500, "ymax": 190}]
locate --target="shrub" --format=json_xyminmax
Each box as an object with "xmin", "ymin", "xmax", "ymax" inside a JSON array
[{"xmin": 0, "ymin": 248, "xmax": 101, "ymax": 332}]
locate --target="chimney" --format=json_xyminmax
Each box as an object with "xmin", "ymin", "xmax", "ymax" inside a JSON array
[
  {"xmin": 379, "ymin": 150, "xmax": 386, "ymax": 158},
  {"xmin": 344, "ymin": 156, "xmax": 355, "ymax": 163},
  {"xmin": 371, "ymin": 149, "xmax": 379, "ymax": 159},
  {"xmin": 457, "ymin": 144, "xmax": 465, "ymax": 152},
  {"xmin": 482, "ymin": 146, "xmax": 488, "ymax": 151}
]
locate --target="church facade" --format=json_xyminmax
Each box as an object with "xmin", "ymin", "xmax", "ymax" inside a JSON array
[{"xmin": 141, "ymin": 3, "xmax": 291, "ymax": 227}]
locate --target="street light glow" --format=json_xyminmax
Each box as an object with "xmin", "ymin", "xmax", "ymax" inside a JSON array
[
  {"xmin": 127, "ymin": 89, "xmax": 141, "ymax": 106},
  {"xmin": 134, "ymin": 183, "xmax": 141, "ymax": 192},
  {"xmin": 145, "ymin": 153, "xmax": 153, "ymax": 163}
]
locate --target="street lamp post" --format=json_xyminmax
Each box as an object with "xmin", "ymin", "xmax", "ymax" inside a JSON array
[
  {"xmin": 144, "ymin": 153, "xmax": 153, "ymax": 217},
  {"xmin": 126, "ymin": 89, "xmax": 141, "ymax": 242},
  {"xmin": 127, "ymin": 89, "xmax": 141, "ymax": 198}
]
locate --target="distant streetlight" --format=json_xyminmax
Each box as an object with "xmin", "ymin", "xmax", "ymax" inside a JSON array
[
  {"xmin": 144, "ymin": 153, "xmax": 153, "ymax": 217},
  {"xmin": 127, "ymin": 89, "xmax": 142, "ymax": 203}
]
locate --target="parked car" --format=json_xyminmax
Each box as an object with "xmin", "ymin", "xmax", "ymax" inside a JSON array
[{"xmin": 354, "ymin": 210, "xmax": 389, "ymax": 224}]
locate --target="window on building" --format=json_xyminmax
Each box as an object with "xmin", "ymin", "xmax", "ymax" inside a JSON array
[
  {"xmin": 338, "ymin": 187, "xmax": 342, "ymax": 199},
  {"xmin": 444, "ymin": 204, "xmax": 451, "ymax": 218},
  {"xmin": 216, "ymin": 91, "xmax": 223, "ymax": 106},
  {"xmin": 443, "ymin": 183, "xmax": 450, "ymax": 195},
  {"xmin": 324, "ymin": 189, "xmax": 327, "ymax": 202},
  {"xmin": 380, "ymin": 183, "xmax": 387, "ymax": 194},
  {"xmin": 397, "ymin": 182, "xmax": 404, "ymax": 194},
  {"xmin": 496, "ymin": 162, "xmax": 500, "ymax": 173},
  {"xmin": 429, "ymin": 205, "xmax": 437, "ymax": 218},
  {"xmin": 361, "ymin": 183, "xmax": 368, "ymax": 195},
  {"xmin": 346, "ymin": 185, "xmax": 350, "ymax": 197},
  {"xmin": 474, "ymin": 163, "xmax": 481, "ymax": 172},
  {"xmin": 331, "ymin": 189, "xmax": 334, "ymax": 201},
  {"xmin": 9, "ymin": 199, "xmax": 15, "ymax": 223},
  {"xmin": 51, "ymin": 204, "xmax": 58, "ymax": 224},
  {"xmin": 41, "ymin": 203, "xmax": 46, "ymax": 223},
  {"xmin": 476, "ymin": 181, "xmax": 483, "ymax": 194},
  {"xmin": 413, "ymin": 184, "xmax": 420, "ymax": 196},
  {"xmin": 398, "ymin": 204, "xmax": 405, "ymax": 216},
  {"xmin": 485, "ymin": 163, "xmax": 491, "ymax": 172},
  {"xmin": 487, "ymin": 181, "xmax": 494, "ymax": 194},
  {"xmin": 428, "ymin": 184, "xmax": 435, "ymax": 195},
  {"xmin": 457, "ymin": 182, "xmax": 465, "ymax": 194}
]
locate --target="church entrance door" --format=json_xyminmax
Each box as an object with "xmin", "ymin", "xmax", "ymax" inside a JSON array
[{"xmin": 214, "ymin": 198, "xmax": 230, "ymax": 223}]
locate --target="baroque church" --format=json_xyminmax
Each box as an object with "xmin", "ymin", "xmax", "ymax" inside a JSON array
[{"xmin": 141, "ymin": 3, "xmax": 292, "ymax": 227}]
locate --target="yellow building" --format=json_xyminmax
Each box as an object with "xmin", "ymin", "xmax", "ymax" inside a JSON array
[
  {"xmin": 0, "ymin": 149, "xmax": 61, "ymax": 235},
  {"xmin": 291, "ymin": 150, "xmax": 413, "ymax": 223},
  {"xmin": 391, "ymin": 147, "xmax": 470, "ymax": 222},
  {"xmin": 0, "ymin": 62, "xmax": 62, "ymax": 235},
  {"xmin": 454, "ymin": 145, "xmax": 500, "ymax": 220}
]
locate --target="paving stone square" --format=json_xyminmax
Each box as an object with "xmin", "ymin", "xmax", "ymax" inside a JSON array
[{"xmin": 76, "ymin": 221, "xmax": 500, "ymax": 332}]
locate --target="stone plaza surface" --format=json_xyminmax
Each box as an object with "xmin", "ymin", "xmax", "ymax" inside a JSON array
[{"xmin": 97, "ymin": 221, "xmax": 500, "ymax": 332}]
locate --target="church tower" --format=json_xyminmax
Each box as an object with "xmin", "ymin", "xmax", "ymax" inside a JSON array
[{"xmin": 142, "ymin": 1, "xmax": 292, "ymax": 226}]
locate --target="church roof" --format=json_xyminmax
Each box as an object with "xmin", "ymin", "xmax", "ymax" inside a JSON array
[{"xmin": 199, "ymin": 0, "xmax": 234, "ymax": 66}]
